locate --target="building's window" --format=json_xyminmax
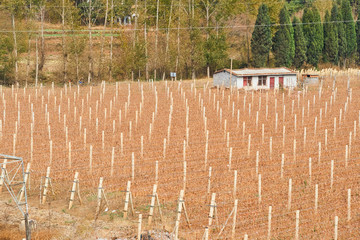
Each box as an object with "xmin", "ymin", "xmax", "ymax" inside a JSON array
[
  {"xmin": 258, "ymin": 76, "xmax": 266, "ymax": 86},
  {"xmin": 244, "ymin": 76, "xmax": 252, "ymax": 86}
]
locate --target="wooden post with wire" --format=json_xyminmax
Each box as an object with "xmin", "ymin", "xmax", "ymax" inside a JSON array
[
  {"xmin": 123, "ymin": 181, "xmax": 134, "ymax": 219},
  {"xmin": 148, "ymin": 184, "xmax": 163, "ymax": 226},
  {"xmin": 68, "ymin": 172, "xmax": 82, "ymax": 209},
  {"xmin": 95, "ymin": 177, "xmax": 109, "ymax": 219}
]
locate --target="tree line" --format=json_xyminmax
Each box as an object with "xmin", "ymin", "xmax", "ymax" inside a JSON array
[
  {"xmin": 0, "ymin": 0, "xmax": 360, "ymax": 85},
  {"xmin": 251, "ymin": 0, "xmax": 359, "ymax": 69}
]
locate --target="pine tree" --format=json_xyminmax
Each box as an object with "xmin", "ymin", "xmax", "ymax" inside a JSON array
[
  {"xmin": 323, "ymin": 10, "xmax": 338, "ymax": 63},
  {"xmin": 302, "ymin": 7, "xmax": 323, "ymax": 67},
  {"xmin": 272, "ymin": 5, "xmax": 294, "ymax": 67},
  {"xmin": 250, "ymin": 4, "xmax": 272, "ymax": 68},
  {"xmin": 293, "ymin": 16, "xmax": 307, "ymax": 69},
  {"xmin": 341, "ymin": 0, "xmax": 357, "ymax": 66}
]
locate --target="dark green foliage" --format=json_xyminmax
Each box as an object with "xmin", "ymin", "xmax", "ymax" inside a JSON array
[
  {"xmin": 323, "ymin": 10, "xmax": 338, "ymax": 63},
  {"xmin": 272, "ymin": 5, "xmax": 294, "ymax": 67},
  {"xmin": 0, "ymin": 34, "xmax": 15, "ymax": 84},
  {"xmin": 302, "ymin": 7, "xmax": 323, "ymax": 67},
  {"xmin": 356, "ymin": 18, "xmax": 360, "ymax": 59},
  {"xmin": 327, "ymin": 4, "xmax": 340, "ymax": 64},
  {"xmin": 204, "ymin": 31, "xmax": 228, "ymax": 72},
  {"xmin": 293, "ymin": 16, "xmax": 307, "ymax": 68},
  {"xmin": 250, "ymin": 4, "xmax": 272, "ymax": 67},
  {"xmin": 341, "ymin": 0, "xmax": 357, "ymax": 61},
  {"xmin": 337, "ymin": 9, "xmax": 347, "ymax": 65}
]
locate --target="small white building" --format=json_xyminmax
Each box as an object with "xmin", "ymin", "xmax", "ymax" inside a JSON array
[{"xmin": 213, "ymin": 67, "xmax": 298, "ymax": 90}]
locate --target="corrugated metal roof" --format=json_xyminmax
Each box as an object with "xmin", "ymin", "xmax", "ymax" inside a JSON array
[{"xmin": 214, "ymin": 67, "xmax": 297, "ymax": 76}]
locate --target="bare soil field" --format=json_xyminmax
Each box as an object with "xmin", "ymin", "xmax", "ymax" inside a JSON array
[{"xmin": 0, "ymin": 73, "xmax": 360, "ymax": 239}]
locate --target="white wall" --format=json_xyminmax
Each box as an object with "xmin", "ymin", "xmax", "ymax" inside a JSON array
[
  {"xmin": 284, "ymin": 75, "xmax": 297, "ymax": 88},
  {"xmin": 234, "ymin": 74, "xmax": 297, "ymax": 90}
]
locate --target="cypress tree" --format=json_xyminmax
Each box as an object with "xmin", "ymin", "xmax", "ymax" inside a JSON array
[
  {"xmin": 272, "ymin": 5, "xmax": 294, "ymax": 67},
  {"xmin": 250, "ymin": 4, "xmax": 272, "ymax": 68},
  {"xmin": 328, "ymin": 4, "xmax": 340, "ymax": 64},
  {"xmin": 337, "ymin": 8, "xmax": 347, "ymax": 67},
  {"xmin": 341, "ymin": 0, "xmax": 357, "ymax": 66},
  {"xmin": 302, "ymin": 7, "xmax": 323, "ymax": 67},
  {"xmin": 323, "ymin": 10, "xmax": 338, "ymax": 63},
  {"xmin": 293, "ymin": 17, "xmax": 307, "ymax": 69},
  {"xmin": 356, "ymin": 15, "xmax": 360, "ymax": 61}
]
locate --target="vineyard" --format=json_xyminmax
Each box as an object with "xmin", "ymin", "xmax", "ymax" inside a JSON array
[{"xmin": 1, "ymin": 70, "xmax": 360, "ymax": 239}]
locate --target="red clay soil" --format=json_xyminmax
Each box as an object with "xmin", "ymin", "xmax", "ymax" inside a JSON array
[{"xmin": 0, "ymin": 76, "xmax": 359, "ymax": 239}]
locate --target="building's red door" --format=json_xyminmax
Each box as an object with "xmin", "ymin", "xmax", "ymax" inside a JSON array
[
  {"xmin": 243, "ymin": 79, "xmax": 247, "ymax": 86},
  {"xmin": 279, "ymin": 77, "xmax": 284, "ymax": 87},
  {"xmin": 270, "ymin": 77, "xmax": 275, "ymax": 89}
]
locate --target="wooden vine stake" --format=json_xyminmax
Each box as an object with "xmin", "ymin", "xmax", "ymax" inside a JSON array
[
  {"xmin": 95, "ymin": 177, "xmax": 109, "ymax": 219},
  {"xmin": 148, "ymin": 184, "xmax": 163, "ymax": 226},
  {"xmin": 315, "ymin": 184, "xmax": 318, "ymax": 214},
  {"xmin": 256, "ymin": 151, "xmax": 259, "ymax": 175},
  {"xmin": 334, "ymin": 216, "xmax": 338, "ymax": 240},
  {"xmin": 258, "ymin": 174, "xmax": 262, "ymax": 204},
  {"xmin": 347, "ymin": 189, "xmax": 351, "ymax": 221},
  {"xmin": 137, "ymin": 214, "xmax": 142, "ymax": 240},
  {"xmin": 208, "ymin": 193, "xmax": 217, "ymax": 227},
  {"xmin": 281, "ymin": 154, "xmax": 284, "ymax": 178},
  {"xmin": 68, "ymin": 172, "xmax": 82, "ymax": 209},
  {"xmin": 295, "ymin": 210, "xmax": 300, "ymax": 240},
  {"xmin": 217, "ymin": 199, "xmax": 238, "ymax": 239},
  {"xmin": 267, "ymin": 206, "xmax": 272, "ymax": 240},
  {"xmin": 293, "ymin": 139, "xmax": 296, "ymax": 162},
  {"xmin": 233, "ymin": 170, "xmax": 237, "ymax": 198},
  {"xmin": 207, "ymin": 167, "xmax": 212, "ymax": 195},
  {"xmin": 228, "ymin": 147, "xmax": 232, "ymax": 171},
  {"xmin": 283, "ymin": 126, "xmax": 285, "ymax": 148},
  {"xmin": 331, "ymin": 160, "xmax": 334, "ymax": 189},
  {"xmin": 174, "ymin": 190, "xmax": 184, "ymax": 240},
  {"xmin": 42, "ymin": 167, "xmax": 54, "ymax": 204},
  {"xmin": 288, "ymin": 178, "xmax": 292, "ymax": 210},
  {"xmin": 123, "ymin": 181, "xmax": 134, "ymax": 219},
  {"xmin": 19, "ymin": 163, "xmax": 31, "ymax": 202}
]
